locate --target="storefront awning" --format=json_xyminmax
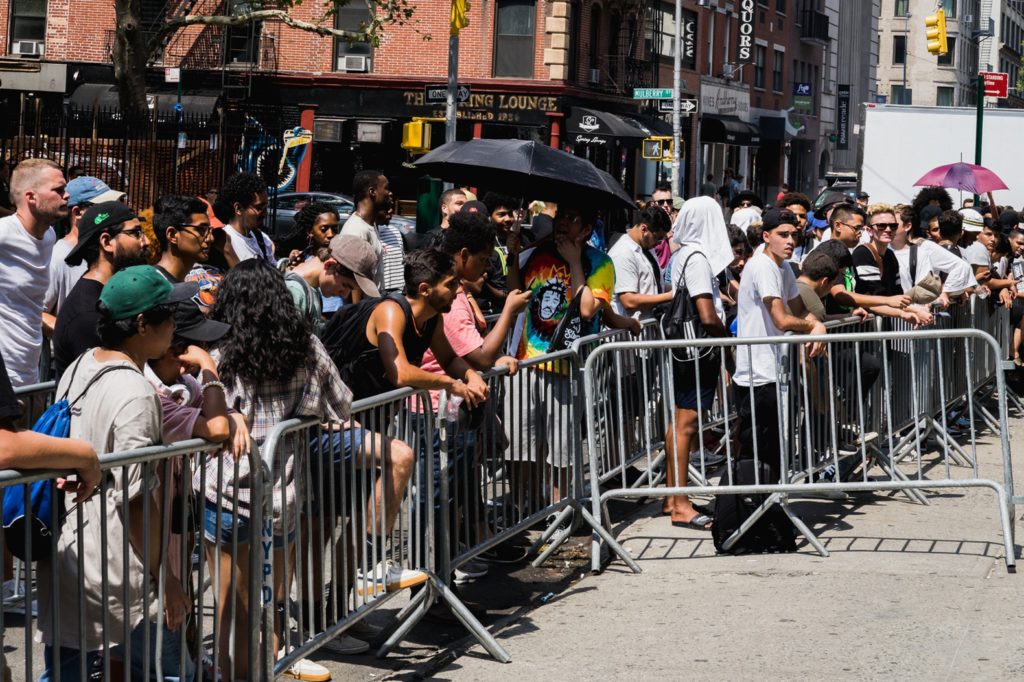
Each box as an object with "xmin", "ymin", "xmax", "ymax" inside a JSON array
[
  {"xmin": 631, "ymin": 114, "xmax": 673, "ymax": 136},
  {"xmin": 701, "ymin": 115, "xmax": 761, "ymax": 146},
  {"xmin": 69, "ymin": 84, "xmax": 221, "ymax": 117},
  {"xmin": 567, "ymin": 107, "xmax": 649, "ymax": 141}
]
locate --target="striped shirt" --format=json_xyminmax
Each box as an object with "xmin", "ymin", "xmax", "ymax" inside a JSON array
[
  {"xmin": 196, "ymin": 336, "xmax": 352, "ymax": 534},
  {"xmin": 378, "ymin": 223, "xmax": 406, "ymax": 293}
]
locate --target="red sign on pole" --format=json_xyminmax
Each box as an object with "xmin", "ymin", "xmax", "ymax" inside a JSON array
[{"xmin": 980, "ymin": 71, "xmax": 1009, "ymax": 98}]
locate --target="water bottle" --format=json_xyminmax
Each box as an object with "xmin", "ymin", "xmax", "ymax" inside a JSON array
[{"xmin": 446, "ymin": 394, "xmax": 463, "ymax": 423}]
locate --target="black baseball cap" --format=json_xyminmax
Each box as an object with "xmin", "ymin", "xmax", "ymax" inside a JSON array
[
  {"xmin": 761, "ymin": 208, "xmax": 798, "ymax": 231},
  {"xmin": 856, "ymin": 191, "xmax": 870, "ymax": 200},
  {"xmin": 65, "ymin": 201, "xmax": 139, "ymax": 266},
  {"xmin": 173, "ymin": 300, "xmax": 231, "ymax": 344}
]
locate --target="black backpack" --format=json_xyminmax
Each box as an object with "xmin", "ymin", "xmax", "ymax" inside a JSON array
[
  {"xmin": 657, "ymin": 251, "xmax": 721, "ymax": 390},
  {"xmin": 321, "ymin": 296, "xmax": 390, "ymax": 399},
  {"xmin": 712, "ymin": 458, "xmax": 798, "ymax": 555}
]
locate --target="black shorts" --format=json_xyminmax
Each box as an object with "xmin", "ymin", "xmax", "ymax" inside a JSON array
[{"xmin": 1011, "ymin": 298, "xmax": 1024, "ymax": 328}]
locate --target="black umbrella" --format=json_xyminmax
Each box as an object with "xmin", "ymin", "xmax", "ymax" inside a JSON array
[{"xmin": 413, "ymin": 139, "xmax": 636, "ymax": 211}]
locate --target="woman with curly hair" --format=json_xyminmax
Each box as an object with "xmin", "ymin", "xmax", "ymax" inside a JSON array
[
  {"xmin": 910, "ymin": 186, "xmax": 953, "ymax": 230},
  {"xmin": 276, "ymin": 201, "xmax": 340, "ymax": 266},
  {"xmin": 200, "ymin": 259, "xmax": 351, "ymax": 680}
]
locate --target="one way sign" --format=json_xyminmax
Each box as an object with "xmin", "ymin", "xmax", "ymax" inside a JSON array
[
  {"xmin": 425, "ymin": 84, "xmax": 471, "ymax": 103},
  {"xmin": 658, "ymin": 98, "xmax": 699, "ymax": 114}
]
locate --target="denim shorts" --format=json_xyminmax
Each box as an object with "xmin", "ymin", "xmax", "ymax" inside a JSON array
[
  {"xmin": 308, "ymin": 426, "xmax": 367, "ymax": 513},
  {"xmin": 202, "ymin": 501, "xmax": 293, "ymax": 548},
  {"xmin": 674, "ymin": 386, "xmax": 717, "ymax": 411}
]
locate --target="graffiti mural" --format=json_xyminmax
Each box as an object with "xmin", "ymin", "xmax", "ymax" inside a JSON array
[{"xmin": 237, "ymin": 115, "xmax": 312, "ymax": 192}]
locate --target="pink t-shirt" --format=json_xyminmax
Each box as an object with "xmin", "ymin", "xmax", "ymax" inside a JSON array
[
  {"xmin": 421, "ymin": 290, "xmax": 485, "ymax": 411},
  {"xmin": 144, "ymin": 366, "xmax": 204, "ymax": 443}
]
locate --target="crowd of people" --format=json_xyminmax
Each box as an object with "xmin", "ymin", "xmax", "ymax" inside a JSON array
[{"xmin": 0, "ymin": 157, "xmax": 1019, "ymax": 680}]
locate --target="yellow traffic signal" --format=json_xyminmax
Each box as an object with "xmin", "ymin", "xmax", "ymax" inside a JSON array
[
  {"xmin": 642, "ymin": 136, "xmax": 675, "ymax": 161},
  {"xmin": 925, "ymin": 9, "xmax": 948, "ymax": 56},
  {"xmin": 451, "ymin": 0, "xmax": 470, "ymax": 36},
  {"xmin": 402, "ymin": 120, "xmax": 432, "ymax": 154}
]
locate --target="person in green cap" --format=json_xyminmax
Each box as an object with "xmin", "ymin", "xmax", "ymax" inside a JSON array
[{"xmin": 38, "ymin": 264, "xmax": 198, "ymax": 682}]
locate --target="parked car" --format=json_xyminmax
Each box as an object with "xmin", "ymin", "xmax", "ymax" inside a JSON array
[{"xmin": 268, "ymin": 191, "xmax": 416, "ymax": 237}]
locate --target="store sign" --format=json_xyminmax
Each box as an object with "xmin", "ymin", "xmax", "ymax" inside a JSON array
[
  {"xmin": 682, "ymin": 9, "xmax": 698, "ymax": 71},
  {"xmin": 402, "ymin": 90, "xmax": 559, "ymax": 124},
  {"xmin": 837, "ymin": 84, "xmax": 851, "ymax": 150},
  {"xmin": 792, "ymin": 82, "xmax": 812, "ymax": 111},
  {"xmin": 574, "ymin": 135, "xmax": 608, "ymax": 146},
  {"xmin": 738, "ymin": 0, "xmax": 755, "ymax": 63},
  {"xmin": 701, "ymin": 82, "xmax": 751, "ymax": 122}
]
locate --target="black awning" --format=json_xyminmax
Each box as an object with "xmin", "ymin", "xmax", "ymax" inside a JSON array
[
  {"xmin": 69, "ymin": 84, "xmax": 221, "ymax": 117},
  {"xmin": 700, "ymin": 115, "xmax": 761, "ymax": 146},
  {"xmin": 629, "ymin": 114, "xmax": 673, "ymax": 136},
  {"xmin": 758, "ymin": 115, "xmax": 787, "ymax": 141},
  {"xmin": 567, "ymin": 107, "xmax": 649, "ymax": 141}
]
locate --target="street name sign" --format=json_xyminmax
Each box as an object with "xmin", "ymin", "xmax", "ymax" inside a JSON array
[{"xmin": 633, "ymin": 88, "xmax": 673, "ymax": 99}]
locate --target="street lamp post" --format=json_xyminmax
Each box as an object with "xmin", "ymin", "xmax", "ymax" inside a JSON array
[{"xmin": 671, "ymin": 0, "xmax": 682, "ymax": 198}]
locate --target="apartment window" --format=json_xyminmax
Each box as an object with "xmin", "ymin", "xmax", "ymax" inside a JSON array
[
  {"xmin": 893, "ymin": 35, "xmax": 906, "ymax": 64},
  {"xmin": 941, "ymin": 0, "xmax": 956, "ymax": 18},
  {"xmin": 892, "ymin": 84, "xmax": 912, "ymax": 104},
  {"xmin": 754, "ymin": 45, "xmax": 766, "ymax": 88},
  {"xmin": 494, "ymin": 0, "xmax": 536, "ymax": 78},
  {"xmin": 589, "ymin": 5, "xmax": 602, "ymax": 72},
  {"xmin": 938, "ymin": 36, "xmax": 956, "ymax": 66},
  {"xmin": 937, "ymin": 86, "xmax": 954, "ymax": 106},
  {"xmin": 772, "ymin": 49, "xmax": 784, "ymax": 92},
  {"xmin": 776, "ymin": 0, "xmax": 786, "ymax": 13},
  {"xmin": 894, "ymin": 0, "xmax": 908, "ymax": 17},
  {"xmin": 567, "ymin": 1, "xmax": 580, "ymax": 83},
  {"xmin": 8, "ymin": 0, "xmax": 47, "ymax": 54},
  {"xmin": 334, "ymin": 0, "xmax": 372, "ymax": 71}
]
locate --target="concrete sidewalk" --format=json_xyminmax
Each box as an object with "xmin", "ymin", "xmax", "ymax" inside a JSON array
[{"xmin": 421, "ymin": 442, "xmax": 1023, "ymax": 680}]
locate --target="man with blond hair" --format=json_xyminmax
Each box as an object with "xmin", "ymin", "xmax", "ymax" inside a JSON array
[{"xmin": 0, "ymin": 158, "xmax": 68, "ymax": 385}]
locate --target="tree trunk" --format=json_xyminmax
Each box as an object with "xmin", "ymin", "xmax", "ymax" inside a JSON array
[{"xmin": 113, "ymin": 0, "xmax": 150, "ymax": 114}]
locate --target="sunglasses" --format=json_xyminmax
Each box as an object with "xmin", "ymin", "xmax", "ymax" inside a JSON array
[
  {"xmin": 654, "ymin": 199, "xmax": 673, "ymax": 206},
  {"xmin": 871, "ymin": 222, "xmax": 899, "ymax": 231}
]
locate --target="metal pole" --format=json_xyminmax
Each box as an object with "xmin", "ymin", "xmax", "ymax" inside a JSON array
[
  {"xmin": 446, "ymin": 33, "xmax": 459, "ymax": 144},
  {"xmin": 671, "ymin": 0, "xmax": 682, "ymax": 197},
  {"xmin": 975, "ymin": 73, "xmax": 984, "ymax": 203}
]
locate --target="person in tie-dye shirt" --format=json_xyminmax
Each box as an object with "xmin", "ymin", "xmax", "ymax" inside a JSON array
[{"xmin": 505, "ymin": 204, "xmax": 636, "ymax": 504}]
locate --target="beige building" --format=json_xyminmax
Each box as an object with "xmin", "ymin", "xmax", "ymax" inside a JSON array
[{"xmin": 877, "ymin": 0, "xmax": 982, "ymax": 107}]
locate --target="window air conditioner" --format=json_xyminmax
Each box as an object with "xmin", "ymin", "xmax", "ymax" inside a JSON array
[
  {"xmin": 12, "ymin": 40, "xmax": 43, "ymax": 57},
  {"xmin": 588, "ymin": 68, "xmax": 601, "ymax": 83},
  {"xmin": 337, "ymin": 55, "xmax": 369, "ymax": 72}
]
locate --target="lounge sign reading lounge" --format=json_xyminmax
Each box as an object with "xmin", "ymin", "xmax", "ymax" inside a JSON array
[{"xmin": 738, "ymin": 0, "xmax": 755, "ymax": 63}]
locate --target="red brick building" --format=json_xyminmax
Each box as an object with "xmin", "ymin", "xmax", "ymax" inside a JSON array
[{"xmin": 0, "ymin": 0, "xmax": 828, "ymax": 203}]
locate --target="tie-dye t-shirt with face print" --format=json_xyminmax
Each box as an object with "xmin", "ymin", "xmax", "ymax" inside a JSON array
[{"xmin": 515, "ymin": 242, "xmax": 615, "ymax": 364}]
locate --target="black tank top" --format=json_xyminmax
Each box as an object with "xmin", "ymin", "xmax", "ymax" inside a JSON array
[{"xmin": 323, "ymin": 293, "xmax": 438, "ymax": 400}]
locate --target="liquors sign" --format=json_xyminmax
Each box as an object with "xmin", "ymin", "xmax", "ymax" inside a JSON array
[{"xmin": 738, "ymin": 0, "xmax": 755, "ymax": 63}]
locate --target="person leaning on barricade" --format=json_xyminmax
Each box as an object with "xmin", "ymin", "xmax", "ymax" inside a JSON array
[
  {"xmin": 506, "ymin": 203, "xmax": 638, "ymax": 507},
  {"xmin": 733, "ymin": 208, "xmax": 826, "ymax": 475},
  {"xmin": 201, "ymin": 260, "xmax": 354, "ymax": 680},
  {"xmin": 38, "ymin": 265, "xmax": 197, "ymax": 681},
  {"xmin": 662, "ymin": 196, "xmax": 732, "ymax": 530},
  {"xmin": 890, "ymin": 205, "xmax": 975, "ymax": 307},
  {"xmin": 963, "ymin": 212, "xmax": 1016, "ymax": 309},
  {"xmin": 417, "ymin": 210, "xmax": 531, "ymax": 582}
]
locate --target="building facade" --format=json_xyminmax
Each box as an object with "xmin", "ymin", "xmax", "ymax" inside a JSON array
[{"xmin": 877, "ymin": 0, "xmax": 982, "ymax": 108}]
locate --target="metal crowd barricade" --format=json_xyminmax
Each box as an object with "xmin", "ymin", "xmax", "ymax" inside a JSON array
[
  {"xmin": 261, "ymin": 388, "xmax": 510, "ymax": 674},
  {"xmin": 0, "ymin": 437, "xmax": 265, "ymax": 682},
  {"xmin": 582, "ymin": 328, "xmax": 1017, "ymax": 575}
]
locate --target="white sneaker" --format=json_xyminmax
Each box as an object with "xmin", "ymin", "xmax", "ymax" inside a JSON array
[
  {"xmin": 355, "ymin": 560, "xmax": 428, "ymax": 596},
  {"xmin": 453, "ymin": 558, "xmax": 489, "ymax": 584},
  {"xmin": 282, "ymin": 656, "xmax": 332, "ymax": 681},
  {"xmin": 320, "ymin": 634, "xmax": 370, "ymax": 655}
]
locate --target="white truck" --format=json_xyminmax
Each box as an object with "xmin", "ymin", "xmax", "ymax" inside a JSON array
[{"xmin": 859, "ymin": 103, "xmax": 1024, "ymax": 206}]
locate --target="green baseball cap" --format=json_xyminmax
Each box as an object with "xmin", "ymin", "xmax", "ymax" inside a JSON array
[{"xmin": 100, "ymin": 265, "xmax": 198, "ymax": 321}]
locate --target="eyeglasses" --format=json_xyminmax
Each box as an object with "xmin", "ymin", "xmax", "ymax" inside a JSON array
[
  {"xmin": 179, "ymin": 224, "xmax": 213, "ymax": 239},
  {"xmin": 838, "ymin": 221, "xmax": 864, "ymax": 233},
  {"xmin": 116, "ymin": 227, "xmax": 145, "ymax": 240},
  {"xmin": 871, "ymin": 222, "xmax": 898, "ymax": 232}
]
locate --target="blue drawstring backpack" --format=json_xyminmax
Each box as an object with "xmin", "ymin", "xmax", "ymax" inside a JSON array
[{"xmin": 2, "ymin": 359, "xmax": 129, "ymax": 561}]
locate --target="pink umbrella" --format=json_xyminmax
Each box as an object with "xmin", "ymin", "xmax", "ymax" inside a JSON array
[{"xmin": 913, "ymin": 162, "xmax": 1008, "ymax": 194}]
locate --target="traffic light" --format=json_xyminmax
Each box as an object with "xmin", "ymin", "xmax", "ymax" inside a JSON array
[
  {"xmin": 642, "ymin": 137, "xmax": 675, "ymax": 161},
  {"xmin": 925, "ymin": 9, "xmax": 948, "ymax": 56},
  {"xmin": 451, "ymin": 0, "xmax": 470, "ymax": 36},
  {"xmin": 402, "ymin": 120, "xmax": 432, "ymax": 154}
]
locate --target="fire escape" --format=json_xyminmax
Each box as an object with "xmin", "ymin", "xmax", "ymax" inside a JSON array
[{"xmin": 147, "ymin": 0, "xmax": 278, "ymax": 105}]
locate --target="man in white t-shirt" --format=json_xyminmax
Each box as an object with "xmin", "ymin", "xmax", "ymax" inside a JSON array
[
  {"xmin": 608, "ymin": 205, "xmax": 672, "ymax": 317},
  {"xmin": 221, "ymin": 171, "xmax": 275, "ymax": 265},
  {"xmin": 0, "ymin": 159, "xmax": 68, "ymax": 386},
  {"xmin": 735, "ymin": 208, "xmax": 825, "ymax": 470},
  {"xmin": 341, "ymin": 169, "xmax": 392, "ymax": 297},
  {"xmin": 964, "ymin": 218, "xmax": 1015, "ymax": 307}
]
